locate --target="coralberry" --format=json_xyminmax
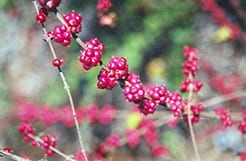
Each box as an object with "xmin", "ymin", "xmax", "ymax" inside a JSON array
[
  {"xmin": 123, "ymin": 83, "xmax": 145, "ymax": 103},
  {"xmin": 180, "ymin": 78, "xmax": 203, "ymax": 93},
  {"xmin": 36, "ymin": 13, "xmax": 46, "ymax": 23},
  {"xmin": 79, "ymin": 48, "xmax": 102, "ymax": 70},
  {"xmin": 53, "ymin": 25, "xmax": 71, "ymax": 46},
  {"xmin": 139, "ymin": 98, "xmax": 157, "ymax": 115},
  {"xmin": 165, "ymin": 91, "xmax": 184, "ymax": 117},
  {"xmin": 107, "ymin": 56, "xmax": 129, "ymax": 80},
  {"xmin": 97, "ymin": 68, "xmax": 118, "ymax": 90},
  {"xmin": 97, "ymin": 0, "xmax": 112, "ymax": 11},
  {"xmin": 85, "ymin": 38, "xmax": 105, "ymax": 52},
  {"xmin": 125, "ymin": 129, "xmax": 140, "ymax": 148},
  {"xmin": 52, "ymin": 58, "xmax": 63, "ymax": 67},
  {"xmin": 147, "ymin": 85, "xmax": 168, "ymax": 104},
  {"xmin": 63, "ymin": 11, "xmax": 83, "ymax": 33},
  {"xmin": 214, "ymin": 107, "xmax": 233, "ymax": 127},
  {"xmin": 38, "ymin": 0, "xmax": 61, "ymax": 11}
]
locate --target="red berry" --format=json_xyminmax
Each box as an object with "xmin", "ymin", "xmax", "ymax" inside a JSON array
[
  {"xmin": 123, "ymin": 83, "xmax": 145, "ymax": 103},
  {"xmin": 97, "ymin": 0, "xmax": 112, "ymax": 11},
  {"xmin": 63, "ymin": 11, "xmax": 83, "ymax": 33},
  {"xmin": 139, "ymin": 98, "xmax": 157, "ymax": 115},
  {"xmin": 38, "ymin": 0, "xmax": 61, "ymax": 11},
  {"xmin": 108, "ymin": 56, "xmax": 129, "ymax": 80},
  {"xmin": 86, "ymin": 38, "xmax": 105, "ymax": 52},
  {"xmin": 53, "ymin": 25, "xmax": 71, "ymax": 46},
  {"xmin": 36, "ymin": 13, "xmax": 46, "ymax": 23},
  {"xmin": 105, "ymin": 134, "xmax": 120, "ymax": 148},
  {"xmin": 147, "ymin": 85, "xmax": 167, "ymax": 104},
  {"xmin": 52, "ymin": 58, "xmax": 63, "ymax": 67},
  {"xmin": 97, "ymin": 68, "xmax": 118, "ymax": 90},
  {"xmin": 165, "ymin": 91, "xmax": 184, "ymax": 117},
  {"xmin": 79, "ymin": 48, "xmax": 102, "ymax": 70},
  {"xmin": 3, "ymin": 147, "xmax": 13, "ymax": 153},
  {"xmin": 125, "ymin": 129, "xmax": 140, "ymax": 148}
]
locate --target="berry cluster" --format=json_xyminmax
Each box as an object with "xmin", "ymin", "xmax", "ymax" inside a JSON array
[
  {"xmin": 36, "ymin": 1, "xmax": 83, "ymax": 47},
  {"xmin": 180, "ymin": 78, "xmax": 203, "ymax": 93},
  {"xmin": 183, "ymin": 101, "xmax": 204, "ymax": 124},
  {"xmin": 210, "ymin": 74, "xmax": 241, "ymax": 95},
  {"xmin": 36, "ymin": 8, "xmax": 47, "ymax": 23},
  {"xmin": 15, "ymin": 101, "xmax": 116, "ymax": 127},
  {"xmin": 38, "ymin": 0, "xmax": 61, "ymax": 11},
  {"xmin": 94, "ymin": 116, "xmax": 169, "ymax": 160},
  {"xmin": 97, "ymin": 0, "xmax": 112, "ymax": 12},
  {"xmin": 63, "ymin": 11, "xmax": 83, "ymax": 33},
  {"xmin": 214, "ymin": 107, "xmax": 233, "ymax": 127},
  {"xmin": 237, "ymin": 111, "xmax": 246, "ymax": 133},
  {"xmin": 18, "ymin": 121, "xmax": 57, "ymax": 156},
  {"xmin": 79, "ymin": 38, "xmax": 105, "ymax": 70},
  {"xmin": 198, "ymin": 0, "xmax": 246, "ymax": 42}
]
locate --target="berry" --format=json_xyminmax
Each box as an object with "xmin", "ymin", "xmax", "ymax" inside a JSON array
[
  {"xmin": 123, "ymin": 83, "xmax": 145, "ymax": 103},
  {"xmin": 108, "ymin": 56, "xmax": 129, "ymax": 80},
  {"xmin": 214, "ymin": 107, "xmax": 233, "ymax": 127},
  {"xmin": 63, "ymin": 11, "xmax": 83, "ymax": 33},
  {"xmin": 151, "ymin": 144, "xmax": 169, "ymax": 158},
  {"xmin": 105, "ymin": 134, "xmax": 120, "ymax": 148},
  {"xmin": 79, "ymin": 48, "xmax": 102, "ymax": 70},
  {"xmin": 18, "ymin": 121, "xmax": 35, "ymax": 139},
  {"xmin": 38, "ymin": 0, "xmax": 61, "ymax": 11},
  {"xmin": 97, "ymin": 105, "xmax": 116, "ymax": 125},
  {"xmin": 180, "ymin": 78, "xmax": 203, "ymax": 93},
  {"xmin": 125, "ymin": 129, "xmax": 140, "ymax": 148},
  {"xmin": 138, "ymin": 98, "xmax": 157, "ymax": 115},
  {"xmin": 52, "ymin": 58, "xmax": 63, "ymax": 67},
  {"xmin": 97, "ymin": 68, "xmax": 118, "ymax": 90},
  {"xmin": 165, "ymin": 91, "xmax": 184, "ymax": 117},
  {"xmin": 53, "ymin": 25, "xmax": 71, "ymax": 46},
  {"xmin": 3, "ymin": 147, "xmax": 13, "ymax": 153},
  {"xmin": 85, "ymin": 38, "xmax": 105, "ymax": 52},
  {"xmin": 147, "ymin": 85, "xmax": 168, "ymax": 104},
  {"xmin": 36, "ymin": 13, "xmax": 46, "ymax": 23},
  {"xmin": 97, "ymin": 0, "xmax": 112, "ymax": 11}
]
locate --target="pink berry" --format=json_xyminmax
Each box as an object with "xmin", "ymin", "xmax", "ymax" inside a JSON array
[
  {"xmin": 97, "ymin": 68, "xmax": 118, "ymax": 90},
  {"xmin": 79, "ymin": 48, "xmax": 102, "ymax": 70},
  {"xmin": 36, "ymin": 13, "xmax": 46, "ymax": 23},
  {"xmin": 139, "ymin": 98, "xmax": 157, "ymax": 115},
  {"xmin": 147, "ymin": 85, "xmax": 168, "ymax": 104},
  {"xmin": 105, "ymin": 134, "xmax": 120, "ymax": 148},
  {"xmin": 151, "ymin": 144, "xmax": 169, "ymax": 158},
  {"xmin": 3, "ymin": 147, "xmax": 13, "ymax": 153},
  {"xmin": 97, "ymin": 105, "xmax": 116, "ymax": 125},
  {"xmin": 165, "ymin": 91, "xmax": 184, "ymax": 117},
  {"xmin": 52, "ymin": 58, "xmax": 63, "ymax": 67},
  {"xmin": 125, "ymin": 129, "xmax": 140, "ymax": 148},
  {"xmin": 108, "ymin": 56, "xmax": 129, "ymax": 80},
  {"xmin": 97, "ymin": 0, "xmax": 112, "ymax": 11},
  {"xmin": 86, "ymin": 38, "xmax": 105, "ymax": 52},
  {"xmin": 38, "ymin": 0, "xmax": 61, "ymax": 11},
  {"xmin": 53, "ymin": 25, "xmax": 71, "ymax": 46},
  {"xmin": 63, "ymin": 11, "xmax": 83, "ymax": 33},
  {"xmin": 123, "ymin": 83, "xmax": 145, "ymax": 103}
]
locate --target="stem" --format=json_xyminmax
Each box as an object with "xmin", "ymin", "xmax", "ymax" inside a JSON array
[
  {"xmin": 29, "ymin": 134, "xmax": 75, "ymax": 161},
  {"xmin": 187, "ymin": 73, "xmax": 202, "ymax": 161},
  {"xmin": 0, "ymin": 150, "xmax": 31, "ymax": 161},
  {"xmin": 201, "ymin": 90, "xmax": 246, "ymax": 108},
  {"xmin": 33, "ymin": 1, "xmax": 88, "ymax": 161}
]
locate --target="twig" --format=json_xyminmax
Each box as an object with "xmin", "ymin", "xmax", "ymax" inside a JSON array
[
  {"xmin": 187, "ymin": 73, "xmax": 202, "ymax": 161},
  {"xmin": 33, "ymin": 1, "xmax": 88, "ymax": 161},
  {"xmin": 201, "ymin": 90, "xmax": 246, "ymax": 108},
  {"xmin": 0, "ymin": 150, "xmax": 31, "ymax": 161}
]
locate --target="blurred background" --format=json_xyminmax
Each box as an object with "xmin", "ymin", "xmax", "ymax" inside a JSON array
[{"xmin": 0, "ymin": 0, "xmax": 246, "ymax": 160}]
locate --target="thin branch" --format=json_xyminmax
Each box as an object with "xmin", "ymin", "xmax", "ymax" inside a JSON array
[
  {"xmin": 0, "ymin": 150, "xmax": 31, "ymax": 161},
  {"xmin": 33, "ymin": 1, "xmax": 88, "ymax": 161},
  {"xmin": 186, "ymin": 73, "xmax": 202, "ymax": 161},
  {"xmin": 201, "ymin": 90, "xmax": 246, "ymax": 108}
]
